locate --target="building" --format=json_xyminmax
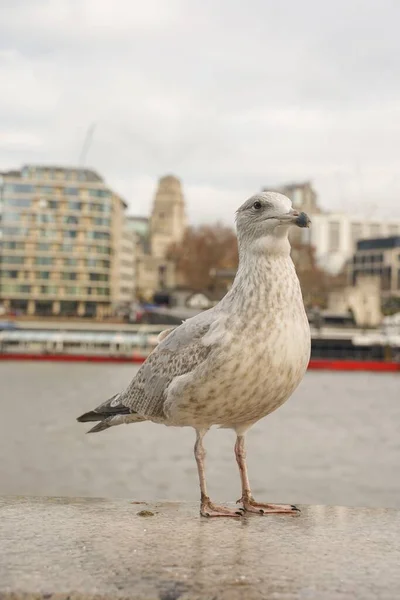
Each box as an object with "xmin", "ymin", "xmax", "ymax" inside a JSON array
[
  {"xmin": 327, "ymin": 276, "xmax": 382, "ymax": 327},
  {"xmin": 304, "ymin": 214, "xmax": 400, "ymax": 274},
  {"xmin": 126, "ymin": 216, "xmax": 149, "ymax": 250},
  {"xmin": 348, "ymin": 236, "xmax": 400, "ymax": 299},
  {"xmin": 111, "ymin": 220, "xmax": 136, "ymax": 315},
  {"xmin": 0, "ymin": 165, "xmax": 132, "ymax": 318},
  {"xmin": 134, "ymin": 175, "xmax": 187, "ymax": 300},
  {"xmin": 265, "ymin": 181, "xmax": 321, "ymax": 215},
  {"xmin": 149, "ymin": 175, "xmax": 186, "ymax": 259},
  {"xmin": 263, "ymin": 181, "xmax": 320, "ymax": 247},
  {"xmin": 263, "ymin": 182, "xmax": 400, "ymax": 275}
]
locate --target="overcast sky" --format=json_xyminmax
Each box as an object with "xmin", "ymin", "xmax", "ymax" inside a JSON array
[{"xmin": 1, "ymin": 0, "xmax": 399, "ymax": 224}]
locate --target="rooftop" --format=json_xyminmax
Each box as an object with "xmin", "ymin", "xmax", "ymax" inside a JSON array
[{"xmin": 1, "ymin": 164, "xmax": 104, "ymax": 183}]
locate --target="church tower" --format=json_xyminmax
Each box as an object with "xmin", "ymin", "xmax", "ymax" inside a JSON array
[{"xmin": 150, "ymin": 175, "xmax": 187, "ymax": 259}]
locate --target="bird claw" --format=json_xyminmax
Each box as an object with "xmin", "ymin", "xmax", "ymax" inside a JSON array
[
  {"xmin": 200, "ymin": 499, "xmax": 243, "ymax": 518},
  {"xmin": 240, "ymin": 498, "xmax": 300, "ymax": 515}
]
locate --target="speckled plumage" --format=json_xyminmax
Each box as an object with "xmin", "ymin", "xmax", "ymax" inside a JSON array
[{"xmin": 78, "ymin": 191, "xmax": 311, "ymax": 517}]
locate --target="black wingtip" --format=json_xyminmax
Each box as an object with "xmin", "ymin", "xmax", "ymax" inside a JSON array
[
  {"xmin": 77, "ymin": 411, "xmax": 100, "ymax": 423},
  {"xmin": 86, "ymin": 421, "xmax": 111, "ymax": 434}
]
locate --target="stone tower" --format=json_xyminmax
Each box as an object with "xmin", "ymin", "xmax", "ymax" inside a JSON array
[{"xmin": 150, "ymin": 175, "xmax": 187, "ymax": 259}]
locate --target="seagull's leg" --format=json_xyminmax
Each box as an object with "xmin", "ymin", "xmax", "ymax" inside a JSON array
[
  {"xmin": 194, "ymin": 428, "xmax": 242, "ymax": 518},
  {"xmin": 235, "ymin": 434, "xmax": 300, "ymax": 515}
]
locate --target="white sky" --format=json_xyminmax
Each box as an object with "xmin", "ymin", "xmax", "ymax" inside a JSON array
[{"xmin": 1, "ymin": 0, "xmax": 399, "ymax": 225}]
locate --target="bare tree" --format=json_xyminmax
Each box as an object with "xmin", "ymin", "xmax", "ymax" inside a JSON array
[
  {"xmin": 169, "ymin": 228, "xmax": 339, "ymax": 308},
  {"xmin": 167, "ymin": 224, "xmax": 238, "ymax": 291}
]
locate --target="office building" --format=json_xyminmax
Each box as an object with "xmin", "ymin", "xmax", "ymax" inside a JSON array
[
  {"xmin": 305, "ymin": 214, "xmax": 400, "ymax": 274},
  {"xmin": 348, "ymin": 236, "xmax": 400, "ymax": 298},
  {"xmin": 0, "ymin": 165, "xmax": 133, "ymax": 317}
]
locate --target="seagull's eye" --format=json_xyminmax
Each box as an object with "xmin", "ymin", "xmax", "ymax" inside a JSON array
[{"xmin": 253, "ymin": 201, "xmax": 262, "ymax": 210}]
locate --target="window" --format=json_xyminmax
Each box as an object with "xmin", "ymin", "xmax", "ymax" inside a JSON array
[
  {"xmin": 120, "ymin": 286, "xmax": 132, "ymax": 295},
  {"xmin": 60, "ymin": 243, "xmax": 74, "ymax": 253},
  {"xmin": 381, "ymin": 267, "xmax": 392, "ymax": 291},
  {"xmin": 48, "ymin": 200, "xmax": 58, "ymax": 209},
  {"xmin": 63, "ymin": 215, "xmax": 79, "ymax": 225},
  {"xmin": 328, "ymin": 222, "xmax": 341, "ymax": 252},
  {"xmin": 40, "ymin": 228, "xmax": 57, "ymax": 239},
  {"xmin": 36, "ymin": 214, "xmax": 55, "ymax": 224},
  {"xmin": 3, "ymin": 241, "xmax": 25, "ymax": 250},
  {"xmin": 2, "ymin": 212, "xmax": 22, "ymax": 222},
  {"xmin": 88, "ymin": 188, "xmax": 110, "ymax": 198},
  {"xmin": 35, "ymin": 257, "xmax": 53, "ymax": 265},
  {"xmin": 18, "ymin": 285, "xmax": 31, "ymax": 293},
  {"xmin": 64, "ymin": 187, "xmax": 79, "ymax": 196},
  {"xmin": 40, "ymin": 285, "xmax": 58, "ymax": 294},
  {"xmin": 3, "ymin": 183, "xmax": 34, "ymax": 193},
  {"xmin": 0, "ymin": 284, "xmax": 16, "ymax": 293},
  {"xmin": 65, "ymin": 286, "xmax": 81, "ymax": 295},
  {"xmin": 96, "ymin": 287, "xmax": 109, "ymax": 296},
  {"xmin": 87, "ymin": 231, "xmax": 110, "ymax": 240},
  {"xmin": 4, "ymin": 198, "xmax": 31, "ymax": 208},
  {"xmin": 37, "ymin": 243, "xmax": 51, "ymax": 251},
  {"xmin": 61, "ymin": 272, "xmax": 77, "ymax": 280},
  {"xmin": 370, "ymin": 223, "xmax": 382, "ymax": 238},
  {"xmin": 38, "ymin": 186, "xmax": 55, "ymax": 194},
  {"xmin": 350, "ymin": 223, "xmax": 363, "ymax": 246},
  {"xmin": 64, "ymin": 230, "xmax": 77, "ymax": 239},
  {"xmin": 2, "ymin": 270, "xmax": 19, "ymax": 279},
  {"xmin": 1, "ymin": 256, "xmax": 25, "ymax": 265},
  {"xmin": 358, "ymin": 237, "xmax": 400, "ymax": 250},
  {"xmin": 2, "ymin": 227, "xmax": 29, "ymax": 236},
  {"xmin": 89, "ymin": 273, "xmax": 108, "ymax": 281},
  {"xmin": 36, "ymin": 272, "xmax": 50, "ymax": 280},
  {"xmin": 64, "ymin": 258, "xmax": 78, "ymax": 266},
  {"xmin": 89, "ymin": 201, "xmax": 111, "ymax": 213},
  {"xmin": 96, "ymin": 245, "xmax": 111, "ymax": 254},
  {"xmin": 92, "ymin": 217, "xmax": 111, "ymax": 227},
  {"xmin": 67, "ymin": 201, "xmax": 82, "ymax": 211}
]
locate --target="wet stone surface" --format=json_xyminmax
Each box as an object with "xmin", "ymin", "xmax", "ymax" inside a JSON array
[{"xmin": 1, "ymin": 496, "xmax": 400, "ymax": 599}]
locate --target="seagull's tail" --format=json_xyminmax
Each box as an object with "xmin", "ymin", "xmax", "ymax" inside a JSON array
[{"xmin": 77, "ymin": 393, "xmax": 145, "ymax": 433}]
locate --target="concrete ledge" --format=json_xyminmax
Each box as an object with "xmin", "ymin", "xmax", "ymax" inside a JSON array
[{"xmin": 1, "ymin": 496, "xmax": 400, "ymax": 599}]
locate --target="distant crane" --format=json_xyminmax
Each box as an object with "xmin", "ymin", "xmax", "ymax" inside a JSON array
[{"xmin": 79, "ymin": 123, "xmax": 96, "ymax": 167}]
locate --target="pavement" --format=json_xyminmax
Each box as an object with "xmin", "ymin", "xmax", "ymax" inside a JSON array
[{"xmin": 1, "ymin": 496, "xmax": 399, "ymax": 599}]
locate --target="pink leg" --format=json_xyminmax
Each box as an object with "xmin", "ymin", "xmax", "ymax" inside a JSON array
[
  {"xmin": 194, "ymin": 429, "xmax": 242, "ymax": 518},
  {"xmin": 235, "ymin": 435, "xmax": 300, "ymax": 515}
]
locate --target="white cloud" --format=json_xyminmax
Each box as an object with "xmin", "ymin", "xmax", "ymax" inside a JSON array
[{"xmin": 1, "ymin": 0, "xmax": 400, "ymax": 222}]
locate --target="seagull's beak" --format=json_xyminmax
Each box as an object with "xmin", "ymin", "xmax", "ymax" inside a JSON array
[{"xmin": 278, "ymin": 209, "xmax": 311, "ymax": 228}]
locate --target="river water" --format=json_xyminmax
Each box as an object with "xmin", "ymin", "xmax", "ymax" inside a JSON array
[{"xmin": 0, "ymin": 362, "xmax": 399, "ymax": 508}]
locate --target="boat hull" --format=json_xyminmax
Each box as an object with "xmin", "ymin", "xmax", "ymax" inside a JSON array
[{"xmin": 0, "ymin": 353, "xmax": 399, "ymax": 371}]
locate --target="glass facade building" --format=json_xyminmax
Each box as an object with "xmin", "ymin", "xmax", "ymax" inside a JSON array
[{"xmin": 0, "ymin": 165, "xmax": 133, "ymax": 317}]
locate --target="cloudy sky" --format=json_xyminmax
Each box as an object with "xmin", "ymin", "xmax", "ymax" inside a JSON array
[{"xmin": 1, "ymin": 0, "xmax": 399, "ymax": 224}]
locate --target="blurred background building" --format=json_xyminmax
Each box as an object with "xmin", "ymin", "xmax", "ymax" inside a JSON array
[
  {"xmin": 2, "ymin": 168, "xmax": 400, "ymax": 324},
  {"xmin": 0, "ymin": 165, "xmax": 134, "ymax": 318},
  {"xmin": 306, "ymin": 214, "xmax": 400, "ymax": 275},
  {"xmin": 133, "ymin": 175, "xmax": 187, "ymax": 301},
  {"xmin": 348, "ymin": 236, "xmax": 400, "ymax": 300}
]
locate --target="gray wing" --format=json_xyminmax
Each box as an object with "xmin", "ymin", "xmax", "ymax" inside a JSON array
[{"xmin": 120, "ymin": 310, "xmax": 217, "ymax": 419}]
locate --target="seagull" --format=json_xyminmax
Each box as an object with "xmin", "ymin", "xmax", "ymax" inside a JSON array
[{"xmin": 78, "ymin": 192, "xmax": 311, "ymax": 518}]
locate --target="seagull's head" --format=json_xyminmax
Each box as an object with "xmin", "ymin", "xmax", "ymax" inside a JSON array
[{"xmin": 235, "ymin": 192, "xmax": 311, "ymax": 256}]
